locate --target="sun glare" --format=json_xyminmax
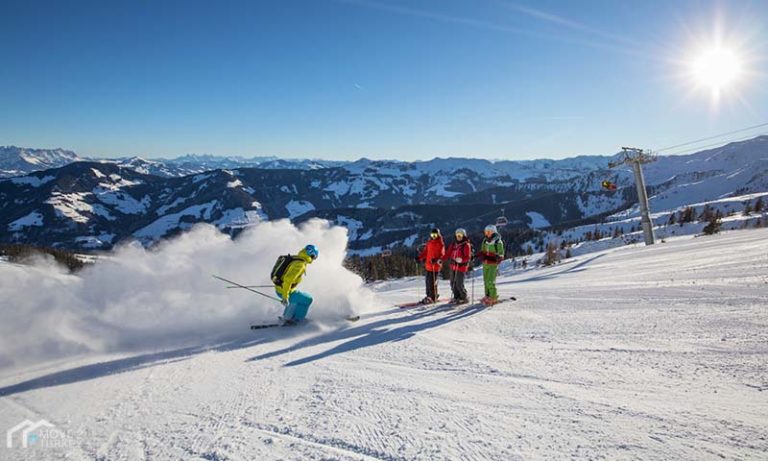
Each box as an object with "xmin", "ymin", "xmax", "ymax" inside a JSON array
[{"xmin": 690, "ymin": 46, "xmax": 742, "ymax": 93}]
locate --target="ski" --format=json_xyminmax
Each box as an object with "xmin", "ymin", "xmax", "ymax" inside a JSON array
[
  {"xmin": 397, "ymin": 302, "xmax": 424, "ymax": 309},
  {"xmin": 250, "ymin": 323, "xmax": 284, "ymax": 330},
  {"xmin": 251, "ymin": 315, "xmax": 359, "ymax": 329},
  {"xmin": 453, "ymin": 297, "xmax": 517, "ymax": 311},
  {"xmin": 397, "ymin": 297, "xmax": 443, "ymax": 309}
]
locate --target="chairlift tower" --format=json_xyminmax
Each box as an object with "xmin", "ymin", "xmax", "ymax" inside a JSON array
[{"xmin": 609, "ymin": 147, "xmax": 657, "ymax": 245}]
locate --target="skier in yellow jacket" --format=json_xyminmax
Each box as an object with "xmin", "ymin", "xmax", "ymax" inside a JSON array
[{"xmin": 272, "ymin": 244, "xmax": 318, "ymax": 323}]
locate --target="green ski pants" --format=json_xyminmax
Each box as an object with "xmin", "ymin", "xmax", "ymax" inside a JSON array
[{"xmin": 483, "ymin": 264, "xmax": 498, "ymax": 299}]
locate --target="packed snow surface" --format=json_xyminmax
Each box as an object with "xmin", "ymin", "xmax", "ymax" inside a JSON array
[{"xmin": 1, "ymin": 228, "xmax": 766, "ymax": 460}]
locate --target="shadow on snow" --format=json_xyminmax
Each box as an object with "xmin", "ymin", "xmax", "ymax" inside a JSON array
[
  {"xmin": 0, "ymin": 304, "xmax": 485, "ymax": 395},
  {"xmin": 0, "ymin": 335, "xmax": 267, "ymax": 397},
  {"xmin": 247, "ymin": 304, "xmax": 485, "ymax": 367},
  {"xmin": 496, "ymin": 254, "xmax": 605, "ymax": 286}
]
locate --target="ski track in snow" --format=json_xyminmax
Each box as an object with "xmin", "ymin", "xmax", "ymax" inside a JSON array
[{"xmin": 1, "ymin": 229, "xmax": 767, "ymax": 460}]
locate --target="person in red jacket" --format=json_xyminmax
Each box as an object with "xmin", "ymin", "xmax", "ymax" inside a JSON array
[
  {"xmin": 444, "ymin": 228, "xmax": 472, "ymax": 304},
  {"xmin": 417, "ymin": 228, "xmax": 445, "ymax": 304}
]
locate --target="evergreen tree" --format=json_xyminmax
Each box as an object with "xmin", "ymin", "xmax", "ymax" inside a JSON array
[
  {"xmin": 754, "ymin": 196, "xmax": 764, "ymax": 212},
  {"xmin": 543, "ymin": 241, "xmax": 560, "ymax": 266},
  {"xmin": 743, "ymin": 201, "xmax": 753, "ymax": 216},
  {"xmin": 702, "ymin": 213, "xmax": 722, "ymax": 235},
  {"xmin": 699, "ymin": 205, "xmax": 714, "ymax": 222},
  {"xmin": 0, "ymin": 244, "xmax": 86, "ymax": 272}
]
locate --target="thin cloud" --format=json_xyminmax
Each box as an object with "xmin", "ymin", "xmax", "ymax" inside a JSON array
[
  {"xmin": 494, "ymin": 0, "xmax": 641, "ymax": 48},
  {"xmin": 333, "ymin": 0, "xmax": 654, "ymax": 59},
  {"xmin": 334, "ymin": 0, "xmax": 532, "ymax": 35}
]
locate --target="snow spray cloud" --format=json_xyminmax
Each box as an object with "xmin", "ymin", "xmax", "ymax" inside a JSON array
[{"xmin": 0, "ymin": 220, "xmax": 377, "ymax": 370}]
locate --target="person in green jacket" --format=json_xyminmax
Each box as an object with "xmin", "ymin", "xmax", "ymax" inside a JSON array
[
  {"xmin": 478, "ymin": 225, "xmax": 504, "ymax": 305},
  {"xmin": 273, "ymin": 244, "xmax": 318, "ymax": 323}
]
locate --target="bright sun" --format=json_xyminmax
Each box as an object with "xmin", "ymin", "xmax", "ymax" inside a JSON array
[{"xmin": 691, "ymin": 47, "xmax": 742, "ymax": 92}]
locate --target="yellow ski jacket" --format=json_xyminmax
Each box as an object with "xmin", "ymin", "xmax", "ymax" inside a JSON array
[{"xmin": 275, "ymin": 248, "xmax": 314, "ymax": 300}]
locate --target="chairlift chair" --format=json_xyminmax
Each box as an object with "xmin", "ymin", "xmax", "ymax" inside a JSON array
[{"xmin": 496, "ymin": 209, "xmax": 509, "ymax": 227}]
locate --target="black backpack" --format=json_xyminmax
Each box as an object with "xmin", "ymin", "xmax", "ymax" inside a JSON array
[{"xmin": 271, "ymin": 254, "xmax": 299, "ymax": 286}]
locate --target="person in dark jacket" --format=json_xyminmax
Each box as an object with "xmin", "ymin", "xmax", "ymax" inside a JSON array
[
  {"xmin": 444, "ymin": 228, "xmax": 472, "ymax": 304},
  {"xmin": 417, "ymin": 228, "xmax": 445, "ymax": 304}
]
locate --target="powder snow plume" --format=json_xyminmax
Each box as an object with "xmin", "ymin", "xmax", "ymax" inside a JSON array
[{"xmin": 0, "ymin": 219, "xmax": 377, "ymax": 370}]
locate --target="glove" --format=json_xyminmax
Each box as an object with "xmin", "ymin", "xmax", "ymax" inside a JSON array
[
  {"xmin": 455, "ymin": 257, "xmax": 463, "ymax": 263},
  {"xmin": 431, "ymin": 258, "xmax": 442, "ymax": 265},
  {"xmin": 281, "ymin": 298, "xmax": 289, "ymax": 307}
]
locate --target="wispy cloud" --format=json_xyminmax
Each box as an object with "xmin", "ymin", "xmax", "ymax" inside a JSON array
[
  {"xmin": 334, "ymin": 0, "xmax": 652, "ymax": 59},
  {"xmin": 494, "ymin": 1, "xmax": 640, "ymax": 48},
  {"xmin": 333, "ymin": 0, "xmax": 532, "ymax": 35}
]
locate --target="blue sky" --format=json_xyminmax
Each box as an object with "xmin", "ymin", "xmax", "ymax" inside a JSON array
[{"xmin": 1, "ymin": 0, "xmax": 766, "ymax": 160}]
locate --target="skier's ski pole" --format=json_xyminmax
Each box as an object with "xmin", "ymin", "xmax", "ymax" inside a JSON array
[
  {"xmin": 450, "ymin": 262, "xmax": 457, "ymax": 301},
  {"xmin": 434, "ymin": 265, "xmax": 440, "ymax": 302},
  {"xmin": 226, "ymin": 284, "xmax": 273, "ymax": 289},
  {"xmin": 471, "ymin": 266, "xmax": 475, "ymax": 303},
  {"xmin": 415, "ymin": 259, "xmax": 421, "ymax": 302},
  {"xmin": 212, "ymin": 275, "xmax": 282, "ymax": 302}
]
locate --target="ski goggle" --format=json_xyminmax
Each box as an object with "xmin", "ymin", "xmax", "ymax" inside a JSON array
[{"xmin": 430, "ymin": 232, "xmax": 439, "ymax": 238}]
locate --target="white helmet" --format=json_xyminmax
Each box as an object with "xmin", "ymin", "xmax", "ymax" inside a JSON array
[
  {"xmin": 454, "ymin": 228, "xmax": 467, "ymax": 237},
  {"xmin": 484, "ymin": 224, "xmax": 498, "ymax": 233}
]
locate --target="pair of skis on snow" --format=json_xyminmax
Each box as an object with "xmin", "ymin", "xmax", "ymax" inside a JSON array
[
  {"xmin": 397, "ymin": 297, "xmax": 517, "ymax": 311},
  {"xmin": 213, "ymin": 274, "xmax": 360, "ymax": 330}
]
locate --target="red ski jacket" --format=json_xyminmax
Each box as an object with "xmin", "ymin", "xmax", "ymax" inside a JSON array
[
  {"xmin": 444, "ymin": 240, "xmax": 472, "ymax": 273},
  {"xmin": 419, "ymin": 237, "xmax": 445, "ymax": 272}
]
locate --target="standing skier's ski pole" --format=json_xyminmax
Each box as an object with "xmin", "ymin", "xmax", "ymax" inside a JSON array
[
  {"xmin": 471, "ymin": 266, "xmax": 475, "ymax": 304},
  {"xmin": 433, "ymin": 264, "xmax": 439, "ymax": 302},
  {"xmin": 415, "ymin": 259, "xmax": 420, "ymax": 302},
  {"xmin": 450, "ymin": 262, "xmax": 458, "ymax": 302}
]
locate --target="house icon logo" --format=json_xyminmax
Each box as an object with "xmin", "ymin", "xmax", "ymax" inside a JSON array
[{"xmin": 6, "ymin": 419, "xmax": 55, "ymax": 449}]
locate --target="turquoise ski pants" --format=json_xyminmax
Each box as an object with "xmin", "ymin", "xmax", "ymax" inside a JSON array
[{"xmin": 277, "ymin": 290, "xmax": 313, "ymax": 321}]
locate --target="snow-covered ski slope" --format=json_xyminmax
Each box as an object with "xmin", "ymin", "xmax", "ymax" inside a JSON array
[{"xmin": 1, "ymin": 229, "xmax": 767, "ymax": 460}]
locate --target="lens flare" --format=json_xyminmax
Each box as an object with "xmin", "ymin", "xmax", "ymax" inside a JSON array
[{"xmin": 691, "ymin": 47, "xmax": 742, "ymax": 92}]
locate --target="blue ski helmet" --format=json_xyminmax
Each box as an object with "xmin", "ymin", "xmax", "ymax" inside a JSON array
[{"xmin": 304, "ymin": 244, "xmax": 319, "ymax": 260}]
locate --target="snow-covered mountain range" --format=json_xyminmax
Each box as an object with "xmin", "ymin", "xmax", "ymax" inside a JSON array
[
  {"xmin": 0, "ymin": 147, "xmax": 347, "ymax": 178},
  {"xmin": 1, "ymin": 136, "xmax": 767, "ymax": 252},
  {"xmin": 0, "ymin": 146, "xmax": 81, "ymax": 177}
]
